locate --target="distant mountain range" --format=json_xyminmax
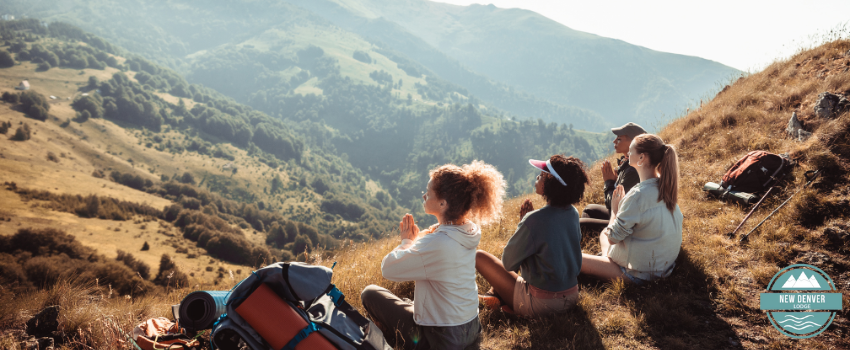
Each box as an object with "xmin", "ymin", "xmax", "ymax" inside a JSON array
[{"xmin": 4, "ymin": 0, "xmax": 739, "ymax": 131}]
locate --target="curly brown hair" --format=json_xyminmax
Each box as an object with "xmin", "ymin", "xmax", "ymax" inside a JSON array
[
  {"xmin": 429, "ymin": 160, "xmax": 506, "ymax": 225},
  {"xmin": 539, "ymin": 155, "xmax": 589, "ymax": 207}
]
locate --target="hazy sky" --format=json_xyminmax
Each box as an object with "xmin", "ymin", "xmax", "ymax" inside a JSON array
[{"xmin": 433, "ymin": 0, "xmax": 850, "ymax": 72}]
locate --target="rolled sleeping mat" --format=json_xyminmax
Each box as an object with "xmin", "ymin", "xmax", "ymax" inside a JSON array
[
  {"xmin": 178, "ymin": 291, "xmax": 229, "ymax": 331},
  {"xmin": 703, "ymin": 182, "xmax": 758, "ymax": 206}
]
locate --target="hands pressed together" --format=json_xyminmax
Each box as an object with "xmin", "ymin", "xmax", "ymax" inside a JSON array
[
  {"xmin": 606, "ymin": 185, "xmax": 626, "ymax": 245},
  {"xmin": 519, "ymin": 199, "xmax": 534, "ymax": 221},
  {"xmin": 601, "ymin": 160, "xmax": 617, "ymax": 182},
  {"xmin": 399, "ymin": 213, "xmax": 421, "ymax": 241}
]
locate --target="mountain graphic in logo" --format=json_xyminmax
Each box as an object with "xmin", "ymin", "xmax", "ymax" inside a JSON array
[{"xmin": 781, "ymin": 271, "xmax": 821, "ymax": 289}]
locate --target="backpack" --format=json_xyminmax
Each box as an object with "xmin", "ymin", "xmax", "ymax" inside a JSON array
[
  {"xmin": 719, "ymin": 151, "xmax": 792, "ymax": 193},
  {"xmin": 210, "ymin": 262, "xmax": 391, "ymax": 350}
]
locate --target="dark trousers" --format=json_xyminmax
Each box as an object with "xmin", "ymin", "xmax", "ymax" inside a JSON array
[
  {"xmin": 579, "ymin": 204, "xmax": 611, "ymax": 233},
  {"xmin": 360, "ymin": 285, "xmax": 481, "ymax": 350}
]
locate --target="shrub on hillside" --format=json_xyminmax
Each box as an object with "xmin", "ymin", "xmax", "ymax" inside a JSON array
[
  {"xmin": 71, "ymin": 94, "xmax": 104, "ymax": 119},
  {"xmin": 2, "ymin": 91, "xmax": 19, "ymax": 104},
  {"xmin": 0, "ymin": 121, "xmax": 10, "ymax": 134},
  {"xmin": 153, "ymin": 254, "xmax": 188, "ymax": 287},
  {"xmin": 116, "ymin": 250, "xmax": 151, "ymax": 280},
  {"xmin": 320, "ymin": 193, "xmax": 366, "ymax": 220},
  {"xmin": 0, "ymin": 50, "xmax": 15, "ymax": 68},
  {"xmin": 9, "ymin": 123, "xmax": 31, "ymax": 141},
  {"xmin": 13, "ymin": 187, "xmax": 162, "ymax": 220},
  {"xmin": 352, "ymin": 50, "xmax": 372, "ymax": 64},
  {"xmin": 0, "ymin": 228, "xmax": 154, "ymax": 295},
  {"xmin": 19, "ymin": 90, "xmax": 50, "ymax": 113},
  {"xmin": 27, "ymin": 104, "xmax": 48, "ymax": 121}
]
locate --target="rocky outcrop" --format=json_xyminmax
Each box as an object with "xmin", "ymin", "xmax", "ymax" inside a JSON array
[
  {"xmin": 25, "ymin": 306, "xmax": 59, "ymax": 338},
  {"xmin": 813, "ymin": 92, "xmax": 850, "ymax": 119},
  {"xmin": 786, "ymin": 112, "xmax": 812, "ymax": 141}
]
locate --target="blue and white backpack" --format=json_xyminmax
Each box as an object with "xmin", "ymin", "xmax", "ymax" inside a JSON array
[{"xmin": 210, "ymin": 262, "xmax": 390, "ymax": 350}]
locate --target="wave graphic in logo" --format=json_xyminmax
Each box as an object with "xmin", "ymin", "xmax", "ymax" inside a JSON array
[{"xmin": 770, "ymin": 312, "xmax": 832, "ymax": 335}]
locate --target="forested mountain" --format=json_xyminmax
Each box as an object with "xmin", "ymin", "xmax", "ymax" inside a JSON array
[
  {"xmin": 1, "ymin": 0, "xmax": 737, "ymax": 132},
  {"xmin": 0, "ymin": 17, "xmax": 609, "ymax": 236},
  {"xmin": 294, "ymin": 0, "xmax": 741, "ymax": 128}
]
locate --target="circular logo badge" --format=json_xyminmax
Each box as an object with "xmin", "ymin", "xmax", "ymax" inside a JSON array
[{"xmin": 759, "ymin": 264, "xmax": 843, "ymax": 339}]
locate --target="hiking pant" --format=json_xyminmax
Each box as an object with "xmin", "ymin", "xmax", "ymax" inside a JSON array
[
  {"xmin": 360, "ymin": 285, "xmax": 481, "ymax": 350},
  {"xmin": 579, "ymin": 204, "xmax": 610, "ymax": 233}
]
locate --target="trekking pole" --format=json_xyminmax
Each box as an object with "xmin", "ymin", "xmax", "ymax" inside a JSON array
[
  {"xmin": 739, "ymin": 170, "xmax": 821, "ymax": 243},
  {"xmin": 726, "ymin": 186, "xmax": 775, "ymax": 238}
]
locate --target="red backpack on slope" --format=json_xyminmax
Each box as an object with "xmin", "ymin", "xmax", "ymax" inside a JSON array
[{"xmin": 720, "ymin": 151, "xmax": 792, "ymax": 193}]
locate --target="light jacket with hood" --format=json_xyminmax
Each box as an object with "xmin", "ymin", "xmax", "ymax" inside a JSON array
[{"xmin": 381, "ymin": 222, "xmax": 480, "ymax": 327}]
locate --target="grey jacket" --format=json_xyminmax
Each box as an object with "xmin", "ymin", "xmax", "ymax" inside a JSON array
[
  {"xmin": 604, "ymin": 157, "xmax": 640, "ymax": 210},
  {"xmin": 607, "ymin": 178, "xmax": 683, "ymax": 280}
]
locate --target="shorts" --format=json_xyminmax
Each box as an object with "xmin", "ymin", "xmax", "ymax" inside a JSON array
[
  {"xmin": 619, "ymin": 266, "xmax": 650, "ymax": 285},
  {"xmin": 619, "ymin": 262, "xmax": 677, "ymax": 285},
  {"xmin": 512, "ymin": 276, "xmax": 579, "ymax": 317}
]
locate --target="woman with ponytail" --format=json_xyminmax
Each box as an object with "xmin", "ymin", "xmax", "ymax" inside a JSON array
[
  {"xmin": 581, "ymin": 134, "xmax": 684, "ymax": 284},
  {"xmin": 476, "ymin": 155, "xmax": 589, "ymax": 317},
  {"xmin": 361, "ymin": 160, "xmax": 505, "ymax": 350}
]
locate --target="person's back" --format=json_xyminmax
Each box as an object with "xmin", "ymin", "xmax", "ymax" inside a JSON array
[
  {"xmin": 580, "ymin": 134, "xmax": 684, "ymax": 284},
  {"xmin": 502, "ymin": 205, "xmax": 581, "ymax": 292},
  {"xmin": 381, "ymin": 223, "xmax": 480, "ymax": 326},
  {"xmin": 580, "ymin": 122, "xmax": 646, "ymax": 232},
  {"xmin": 606, "ymin": 179, "xmax": 683, "ymax": 280},
  {"xmin": 476, "ymin": 155, "xmax": 589, "ymax": 317},
  {"xmin": 361, "ymin": 161, "xmax": 506, "ymax": 350}
]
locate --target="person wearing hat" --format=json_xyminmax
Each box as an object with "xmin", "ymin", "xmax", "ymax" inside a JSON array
[
  {"xmin": 579, "ymin": 122, "xmax": 647, "ymax": 232},
  {"xmin": 475, "ymin": 154, "xmax": 589, "ymax": 317}
]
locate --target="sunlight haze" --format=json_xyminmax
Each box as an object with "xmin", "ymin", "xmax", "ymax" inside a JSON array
[{"xmin": 433, "ymin": 0, "xmax": 850, "ymax": 71}]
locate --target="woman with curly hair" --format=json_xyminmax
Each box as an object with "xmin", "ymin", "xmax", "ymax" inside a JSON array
[
  {"xmin": 476, "ymin": 155, "xmax": 589, "ymax": 317},
  {"xmin": 581, "ymin": 134, "xmax": 683, "ymax": 284},
  {"xmin": 361, "ymin": 160, "xmax": 506, "ymax": 350}
]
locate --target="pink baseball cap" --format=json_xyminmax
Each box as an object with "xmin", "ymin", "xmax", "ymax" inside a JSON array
[{"xmin": 529, "ymin": 159, "xmax": 567, "ymax": 186}]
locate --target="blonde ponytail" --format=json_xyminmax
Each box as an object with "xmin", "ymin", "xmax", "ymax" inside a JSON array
[
  {"xmin": 657, "ymin": 145, "xmax": 679, "ymax": 213},
  {"xmin": 633, "ymin": 135, "xmax": 679, "ymax": 213}
]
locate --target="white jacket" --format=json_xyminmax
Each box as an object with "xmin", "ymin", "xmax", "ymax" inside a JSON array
[
  {"xmin": 381, "ymin": 222, "xmax": 480, "ymax": 326},
  {"xmin": 607, "ymin": 178, "xmax": 683, "ymax": 280}
]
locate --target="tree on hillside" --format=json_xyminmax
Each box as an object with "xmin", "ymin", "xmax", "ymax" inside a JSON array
[
  {"xmin": 87, "ymin": 76, "xmax": 99, "ymax": 89},
  {"xmin": 27, "ymin": 105, "xmax": 48, "ymax": 121},
  {"xmin": 180, "ymin": 172, "xmax": 196, "ymax": 185},
  {"xmin": 9, "ymin": 123, "xmax": 31, "ymax": 141},
  {"xmin": 71, "ymin": 95, "xmax": 104, "ymax": 119},
  {"xmin": 153, "ymin": 254, "xmax": 188, "ymax": 287},
  {"xmin": 0, "ymin": 50, "xmax": 15, "ymax": 68}
]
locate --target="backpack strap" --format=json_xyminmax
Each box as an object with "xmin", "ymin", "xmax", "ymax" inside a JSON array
[
  {"xmin": 763, "ymin": 157, "xmax": 786, "ymax": 188},
  {"xmin": 326, "ymin": 284, "xmax": 344, "ymax": 306},
  {"xmin": 282, "ymin": 322, "xmax": 322, "ymax": 350},
  {"xmin": 281, "ymin": 263, "xmax": 302, "ymax": 301}
]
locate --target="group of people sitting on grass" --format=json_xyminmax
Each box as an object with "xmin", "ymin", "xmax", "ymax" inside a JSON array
[{"xmin": 359, "ymin": 123, "xmax": 684, "ymax": 349}]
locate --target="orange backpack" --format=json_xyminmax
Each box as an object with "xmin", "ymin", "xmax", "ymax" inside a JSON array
[{"xmin": 720, "ymin": 151, "xmax": 792, "ymax": 193}]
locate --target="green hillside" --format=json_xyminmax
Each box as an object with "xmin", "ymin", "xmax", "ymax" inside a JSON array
[{"xmin": 292, "ymin": 0, "xmax": 741, "ymax": 129}]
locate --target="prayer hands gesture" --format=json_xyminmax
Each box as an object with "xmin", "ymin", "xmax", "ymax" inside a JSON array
[
  {"xmin": 399, "ymin": 214, "xmax": 420, "ymax": 241},
  {"xmin": 519, "ymin": 199, "xmax": 534, "ymax": 220},
  {"xmin": 611, "ymin": 185, "xmax": 626, "ymax": 216},
  {"xmin": 601, "ymin": 160, "xmax": 617, "ymax": 182}
]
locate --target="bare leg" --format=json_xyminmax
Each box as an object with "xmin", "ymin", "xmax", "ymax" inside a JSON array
[
  {"xmin": 599, "ymin": 230, "xmax": 611, "ymax": 256},
  {"xmin": 474, "ymin": 250, "xmax": 518, "ymax": 309},
  {"xmin": 580, "ymin": 254, "xmax": 627, "ymax": 281}
]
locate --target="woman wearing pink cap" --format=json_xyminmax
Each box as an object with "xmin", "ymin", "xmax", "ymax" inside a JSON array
[{"xmin": 475, "ymin": 155, "xmax": 589, "ymax": 317}]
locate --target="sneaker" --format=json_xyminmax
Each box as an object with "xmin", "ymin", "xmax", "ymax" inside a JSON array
[{"xmin": 478, "ymin": 293, "xmax": 502, "ymax": 310}]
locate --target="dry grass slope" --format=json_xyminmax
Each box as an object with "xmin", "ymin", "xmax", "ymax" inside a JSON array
[{"xmin": 2, "ymin": 40, "xmax": 850, "ymax": 349}]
